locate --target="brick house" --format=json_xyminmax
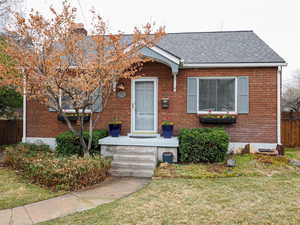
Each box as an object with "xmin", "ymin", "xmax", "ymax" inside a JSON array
[{"xmin": 24, "ymin": 30, "xmax": 286, "ymax": 173}]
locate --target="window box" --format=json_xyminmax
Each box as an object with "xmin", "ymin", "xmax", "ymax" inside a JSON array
[
  {"xmin": 57, "ymin": 113, "xmax": 90, "ymax": 123},
  {"xmin": 199, "ymin": 115, "xmax": 236, "ymax": 124}
]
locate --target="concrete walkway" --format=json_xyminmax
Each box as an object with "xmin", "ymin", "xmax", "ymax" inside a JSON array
[{"xmin": 0, "ymin": 177, "xmax": 149, "ymax": 225}]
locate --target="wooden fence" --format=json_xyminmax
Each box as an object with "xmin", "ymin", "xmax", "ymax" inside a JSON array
[
  {"xmin": 0, "ymin": 120, "xmax": 23, "ymax": 146},
  {"xmin": 281, "ymin": 112, "xmax": 300, "ymax": 147}
]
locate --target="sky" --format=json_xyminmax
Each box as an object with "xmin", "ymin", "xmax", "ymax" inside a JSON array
[{"xmin": 12, "ymin": 0, "xmax": 300, "ymax": 85}]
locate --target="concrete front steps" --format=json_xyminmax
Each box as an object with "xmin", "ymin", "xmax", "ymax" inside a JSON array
[
  {"xmin": 110, "ymin": 146, "xmax": 157, "ymax": 178},
  {"xmin": 99, "ymin": 136, "xmax": 179, "ymax": 178}
]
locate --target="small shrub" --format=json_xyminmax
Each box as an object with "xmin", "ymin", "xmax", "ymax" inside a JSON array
[
  {"xmin": 56, "ymin": 129, "xmax": 108, "ymax": 156},
  {"xmin": 3, "ymin": 144, "xmax": 111, "ymax": 191},
  {"xmin": 179, "ymin": 128, "xmax": 229, "ymax": 163}
]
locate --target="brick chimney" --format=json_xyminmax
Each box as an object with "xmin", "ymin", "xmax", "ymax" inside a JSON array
[{"xmin": 70, "ymin": 23, "xmax": 87, "ymax": 36}]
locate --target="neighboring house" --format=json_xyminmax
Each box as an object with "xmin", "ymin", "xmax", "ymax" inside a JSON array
[{"xmin": 24, "ymin": 30, "xmax": 286, "ymax": 168}]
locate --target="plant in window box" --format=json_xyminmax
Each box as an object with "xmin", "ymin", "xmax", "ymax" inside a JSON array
[
  {"xmin": 108, "ymin": 119, "xmax": 122, "ymax": 137},
  {"xmin": 161, "ymin": 121, "xmax": 174, "ymax": 138},
  {"xmin": 199, "ymin": 111, "xmax": 236, "ymax": 124},
  {"xmin": 57, "ymin": 112, "xmax": 90, "ymax": 123}
]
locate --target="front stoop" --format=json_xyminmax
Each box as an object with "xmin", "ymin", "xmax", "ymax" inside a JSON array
[{"xmin": 99, "ymin": 136, "xmax": 179, "ymax": 178}]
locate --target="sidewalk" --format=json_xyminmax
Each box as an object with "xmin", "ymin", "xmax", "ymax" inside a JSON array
[{"xmin": 0, "ymin": 177, "xmax": 149, "ymax": 225}]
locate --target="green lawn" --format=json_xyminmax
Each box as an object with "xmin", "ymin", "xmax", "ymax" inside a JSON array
[
  {"xmin": 155, "ymin": 149, "xmax": 300, "ymax": 179},
  {"xmin": 285, "ymin": 148, "xmax": 300, "ymax": 161},
  {"xmin": 0, "ymin": 168, "xmax": 65, "ymax": 209},
  {"xmin": 39, "ymin": 149, "xmax": 300, "ymax": 225},
  {"xmin": 40, "ymin": 176, "xmax": 300, "ymax": 225}
]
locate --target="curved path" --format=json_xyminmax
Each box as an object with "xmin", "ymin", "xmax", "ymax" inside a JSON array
[{"xmin": 0, "ymin": 177, "xmax": 149, "ymax": 225}]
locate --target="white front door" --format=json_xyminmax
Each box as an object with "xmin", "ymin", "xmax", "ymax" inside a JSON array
[{"xmin": 131, "ymin": 78, "xmax": 158, "ymax": 134}]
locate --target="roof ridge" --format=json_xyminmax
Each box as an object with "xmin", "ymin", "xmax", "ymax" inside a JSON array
[
  {"xmin": 164, "ymin": 30, "xmax": 253, "ymax": 35},
  {"xmin": 95, "ymin": 30, "xmax": 254, "ymax": 37}
]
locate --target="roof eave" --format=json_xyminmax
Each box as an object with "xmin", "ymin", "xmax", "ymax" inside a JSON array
[
  {"xmin": 150, "ymin": 46, "xmax": 181, "ymax": 65},
  {"xmin": 182, "ymin": 62, "xmax": 287, "ymax": 68}
]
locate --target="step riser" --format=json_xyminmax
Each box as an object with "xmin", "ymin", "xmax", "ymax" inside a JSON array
[
  {"xmin": 108, "ymin": 146, "xmax": 157, "ymax": 156},
  {"xmin": 110, "ymin": 150, "xmax": 156, "ymax": 156},
  {"xmin": 113, "ymin": 155, "xmax": 156, "ymax": 163},
  {"xmin": 111, "ymin": 170, "xmax": 154, "ymax": 178},
  {"xmin": 112, "ymin": 163, "xmax": 156, "ymax": 170}
]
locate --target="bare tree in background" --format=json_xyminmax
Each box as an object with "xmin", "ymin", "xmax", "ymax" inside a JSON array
[
  {"xmin": 282, "ymin": 69, "xmax": 300, "ymax": 112},
  {"xmin": 0, "ymin": 0, "xmax": 25, "ymax": 31}
]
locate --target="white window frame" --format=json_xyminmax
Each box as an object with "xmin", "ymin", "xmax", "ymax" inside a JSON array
[
  {"xmin": 196, "ymin": 76, "xmax": 237, "ymax": 115},
  {"xmin": 59, "ymin": 90, "xmax": 92, "ymax": 113}
]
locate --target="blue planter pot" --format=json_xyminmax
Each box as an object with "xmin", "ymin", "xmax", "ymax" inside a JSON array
[
  {"xmin": 109, "ymin": 124, "xmax": 122, "ymax": 137},
  {"xmin": 162, "ymin": 124, "xmax": 173, "ymax": 138}
]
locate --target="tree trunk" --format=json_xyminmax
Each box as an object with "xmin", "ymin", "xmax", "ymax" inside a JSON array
[
  {"xmin": 87, "ymin": 112, "xmax": 93, "ymax": 152},
  {"xmin": 78, "ymin": 113, "xmax": 90, "ymax": 157},
  {"xmin": 83, "ymin": 148, "xmax": 90, "ymax": 158}
]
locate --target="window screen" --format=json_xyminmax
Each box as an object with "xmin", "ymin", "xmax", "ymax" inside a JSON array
[{"xmin": 198, "ymin": 78, "xmax": 235, "ymax": 112}]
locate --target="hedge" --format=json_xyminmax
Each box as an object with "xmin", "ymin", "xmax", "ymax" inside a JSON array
[
  {"xmin": 56, "ymin": 129, "xmax": 108, "ymax": 156},
  {"xmin": 179, "ymin": 128, "xmax": 229, "ymax": 163},
  {"xmin": 3, "ymin": 143, "xmax": 111, "ymax": 191}
]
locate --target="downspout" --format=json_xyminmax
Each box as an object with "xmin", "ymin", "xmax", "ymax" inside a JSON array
[
  {"xmin": 277, "ymin": 66, "xmax": 282, "ymax": 144},
  {"xmin": 22, "ymin": 74, "xmax": 26, "ymax": 143},
  {"xmin": 172, "ymin": 72, "xmax": 177, "ymax": 92}
]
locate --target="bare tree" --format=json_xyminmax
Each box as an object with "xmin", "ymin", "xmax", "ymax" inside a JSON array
[
  {"xmin": 0, "ymin": 0, "xmax": 25, "ymax": 32},
  {"xmin": 0, "ymin": 1, "xmax": 165, "ymax": 157},
  {"xmin": 282, "ymin": 70, "xmax": 300, "ymax": 112}
]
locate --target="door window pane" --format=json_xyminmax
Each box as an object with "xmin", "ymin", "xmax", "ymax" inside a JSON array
[{"xmin": 135, "ymin": 81, "xmax": 154, "ymax": 131}]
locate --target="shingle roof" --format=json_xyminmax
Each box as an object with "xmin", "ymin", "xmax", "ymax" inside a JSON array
[{"xmin": 155, "ymin": 30, "xmax": 285, "ymax": 64}]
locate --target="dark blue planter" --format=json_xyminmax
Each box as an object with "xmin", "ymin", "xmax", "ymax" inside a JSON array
[
  {"xmin": 109, "ymin": 124, "xmax": 122, "ymax": 137},
  {"xmin": 162, "ymin": 124, "xmax": 173, "ymax": 138},
  {"xmin": 162, "ymin": 152, "xmax": 174, "ymax": 163}
]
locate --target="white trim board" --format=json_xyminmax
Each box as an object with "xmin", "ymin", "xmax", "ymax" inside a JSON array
[
  {"xmin": 183, "ymin": 62, "xmax": 287, "ymax": 68},
  {"xmin": 150, "ymin": 46, "xmax": 181, "ymax": 65}
]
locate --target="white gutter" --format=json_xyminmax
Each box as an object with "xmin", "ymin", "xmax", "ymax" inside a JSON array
[
  {"xmin": 277, "ymin": 66, "xmax": 282, "ymax": 144},
  {"xmin": 183, "ymin": 62, "xmax": 287, "ymax": 68},
  {"xmin": 22, "ymin": 76, "xmax": 26, "ymax": 143}
]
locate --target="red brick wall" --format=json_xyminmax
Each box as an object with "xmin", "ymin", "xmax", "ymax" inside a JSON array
[{"xmin": 27, "ymin": 62, "xmax": 278, "ymax": 143}]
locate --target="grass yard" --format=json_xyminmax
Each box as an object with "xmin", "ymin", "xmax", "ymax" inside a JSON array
[
  {"xmin": 285, "ymin": 148, "xmax": 300, "ymax": 161},
  {"xmin": 155, "ymin": 149, "xmax": 300, "ymax": 179},
  {"xmin": 0, "ymin": 168, "xmax": 65, "ymax": 210},
  {"xmin": 39, "ymin": 149, "xmax": 300, "ymax": 225},
  {"xmin": 40, "ymin": 176, "xmax": 300, "ymax": 225}
]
